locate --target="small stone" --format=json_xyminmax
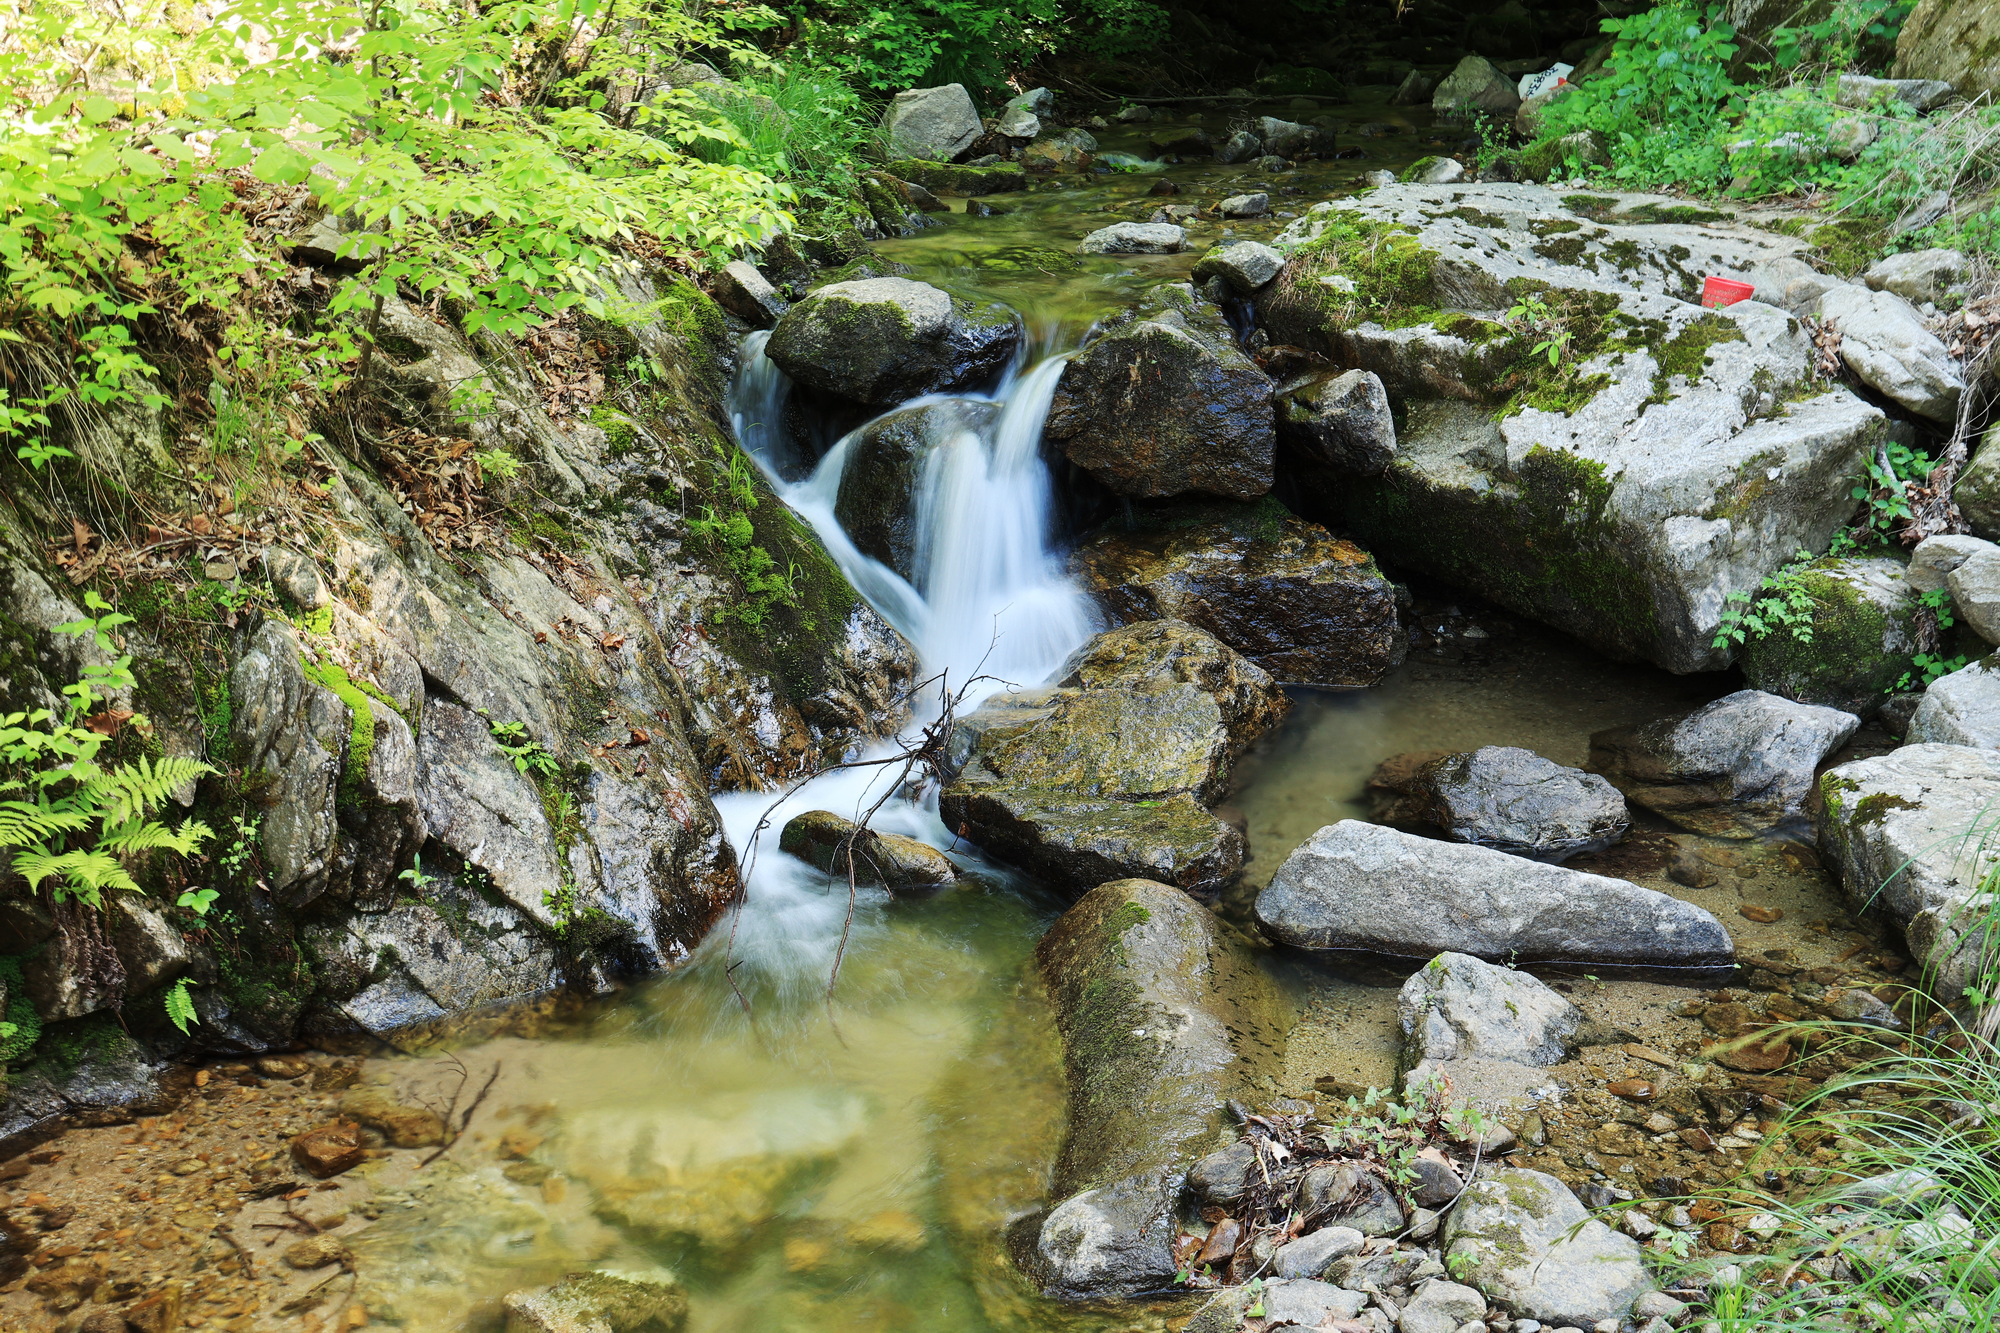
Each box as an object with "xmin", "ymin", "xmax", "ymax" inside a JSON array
[
  {"xmin": 1272, "ymin": 1225, "xmax": 1365, "ymax": 1277},
  {"xmin": 284, "ymin": 1234, "xmax": 352, "ymax": 1270},
  {"xmin": 1668, "ymin": 847, "xmax": 1719, "ymax": 889},
  {"xmin": 257, "ymin": 1053, "xmax": 312, "ymax": 1079},
  {"xmin": 291, "ymin": 1122, "xmax": 365, "ymax": 1178},
  {"xmin": 340, "ymin": 1087, "xmax": 446, "ymax": 1148},
  {"xmin": 1631, "ymin": 1290, "xmax": 1687, "ymax": 1320},
  {"xmin": 1606, "ymin": 1079, "xmax": 1655, "ymax": 1101},
  {"xmin": 1738, "ymin": 904, "xmax": 1783, "ymax": 923},
  {"xmin": 1219, "ymin": 192, "xmax": 1270, "ymax": 218},
  {"xmin": 170, "ymin": 1158, "xmax": 204, "ymax": 1176}
]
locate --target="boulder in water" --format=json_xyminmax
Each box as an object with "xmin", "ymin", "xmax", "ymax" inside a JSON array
[
  {"xmin": 1077, "ymin": 221, "xmax": 1186, "ymax": 255},
  {"xmin": 1029, "ymin": 878, "xmax": 1285, "ymax": 1300},
  {"xmin": 766, "ymin": 278, "xmax": 1020, "ymax": 408},
  {"xmin": 1387, "ymin": 745, "xmax": 1630, "ymax": 862},
  {"xmin": 1444, "ymin": 1168, "xmax": 1656, "ymax": 1325},
  {"xmin": 1432, "ymin": 55, "xmax": 1521, "ymax": 121},
  {"xmin": 1071, "ymin": 503, "xmax": 1403, "ymax": 687},
  {"xmin": 882, "ymin": 83, "xmax": 981, "ymax": 162},
  {"xmin": 1589, "ymin": 689, "xmax": 1860, "ymax": 835},
  {"xmin": 1399, "ymin": 951, "xmax": 1584, "ymax": 1113},
  {"xmin": 1192, "ymin": 241, "xmax": 1284, "ymax": 293},
  {"xmin": 1215, "ymin": 129, "xmax": 1263, "ymax": 164},
  {"xmin": 778, "ymin": 809, "xmax": 958, "ymax": 894},
  {"xmin": 941, "ymin": 620, "xmax": 1288, "ymax": 896},
  {"xmin": 1254, "ymin": 819, "xmax": 1734, "ymax": 970},
  {"xmin": 831, "ymin": 398, "xmax": 998, "ymax": 579},
  {"xmin": 1045, "ymin": 284, "xmax": 1275, "ymax": 502}
]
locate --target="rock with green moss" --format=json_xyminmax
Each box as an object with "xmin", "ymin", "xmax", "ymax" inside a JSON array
[
  {"xmin": 1590, "ymin": 689, "xmax": 1860, "ymax": 836},
  {"xmin": 1739, "ymin": 555, "xmax": 1919, "ymax": 715},
  {"xmin": 1070, "ymin": 506, "xmax": 1404, "ymax": 686},
  {"xmin": 832, "ymin": 399, "xmax": 998, "ymax": 578},
  {"xmin": 1443, "ymin": 1168, "xmax": 1655, "ymax": 1325},
  {"xmin": 1816, "ymin": 744, "xmax": 2000, "ymax": 998},
  {"xmin": 767, "ymin": 277, "xmax": 1021, "ymax": 408},
  {"xmin": 941, "ymin": 621, "xmax": 1289, "ymax": 897},
  {"xmin": 1517, "ymin": 130, "xmax": 1607, "ymax": 180},
  {"xmin": 1950, "ymin": 424, "xmax": 2000, "ymax": 540},
  {"xmin": 886, "ymin": 158, "xmax": 1026, "ymax": 196},
  {"xmin": 1254, "ymin": 183, "xmax": 1884, "ymax": 672},
  {"xmin": 778, "ymin": 809, "xmax": 959, "ymax": 894},
  {"xmin": 503, "ymin": 1270, "xmax": 688, "ymax": 1332},
  {"xmin": 1030, "ymin": 877, "xmax": 1285, "ymax": 1300},
  {"xmin": 1044, "ymin": 284, "xmax": 1274, "ymax": 501}
]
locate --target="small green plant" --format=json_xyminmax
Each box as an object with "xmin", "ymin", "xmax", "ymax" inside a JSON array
[
  {"xmin": 1507, "ymin": 292, "xmax": 1573, "ymax": 367},
  {"xmin": 1713, "ymin": 550, "xmax": 1821, "ymax": 650},
  {"xmin": 1850, "ymin": 440, "xmax": 1935, "ymax": 541},
  {"xmin": 398, "ymin": 865, "xmax": 438, "ymax": 893},
  {"xmin": 474, "ymin": 448, "xmax": 523, "ymax": 481},
  {"xmin": 164, "ymin": 977, "xmax": 198, "ymax": 1034},
  {"xmin": 488, "ymin": 719, "xmax": 560, "ymax": 778}
]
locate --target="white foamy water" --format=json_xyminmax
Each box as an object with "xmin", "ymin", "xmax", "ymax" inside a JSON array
[{"xmin": 715, "ymin": 329, "xmax": 1098, "ymax": 989}]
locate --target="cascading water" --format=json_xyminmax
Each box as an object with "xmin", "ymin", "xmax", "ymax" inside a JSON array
[{"xmin": 711, "ymin": 328, "xmax": 1098, "ymax": 992}]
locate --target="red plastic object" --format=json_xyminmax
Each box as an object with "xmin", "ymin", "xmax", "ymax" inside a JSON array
[{"xmin": 1701, "ymin": 276, "xmax": 1756, "ymax": 309}]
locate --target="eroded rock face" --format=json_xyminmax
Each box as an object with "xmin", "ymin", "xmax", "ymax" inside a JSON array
[
  {"xmin": 766, "ymin": 278, "xmax": 1021, "ymax": 407},
  {"xmin": 1399, "ymin": 951, "xmax": 1583, "ymax": 1113},
  {"xmin": 1817, "ymin": 744, "xmax": 2000, "ymax": 997},
  {"xmin": 1045, "ymin": 285, "xmax": 1275, "ymax": 501},
  {"xmin": 1030, "ymin": 878, "xmax": 1285, "ymax": 1300},
  {"xmin": 1258, "ymin": 183, "xmax": 1884, "ymax": 674},
  {"xmin": 1590, "ymin": 689, "xmax": 1861, "ymax": 835},
  {"xmin": 1444, "ymin": 1169, "xmax": 1655, "ymax": 1325},
  {"xmin": 1255, "ymin": 820, "xmax": 1734, "ymax": 970},
  {"xmin": 1817, "ymin": 285, "xmax": 1963, "ymax": 425},
  {"xmin": 1071, "ymin": 506, "xmax": 1404, "ymax": 687},
  {"xmin": 941, "ymin": 620, "xmax": 1288, "ymax": 896},
  {"xmin": 1399, "ymin": 746, "xmax": 1629, "ymax": 863},
  {"xmin": 1894, "ymin": 0, "xmax": 2000, "ymax": 103}
]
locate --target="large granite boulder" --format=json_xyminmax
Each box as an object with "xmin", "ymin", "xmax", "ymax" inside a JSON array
[
  {"xmin": 1432, "ymin": 55, "xmax": 1521, "ymax": 121},
  {"xmin": 1045, "ymin": 284, "xmax": 1275, "ymax": 502},
  {"xmin": 1738, "ymin": 554, "xmax": 1918, "ymax": 716},
  {"xmin": 941, "ymin": 621, "xmax": 1288, "ymax": 897},
  {"xmin": 1589, "ymin": 689, "xmax": 1860, "ymax": 836},
  {"xmin": 1029, "ymin": 878, "xmax": 1285, "ymax": 1300},
  {"xmin": 1895, "ymin": 0, "xmax": 2000, "ymax": 102},
  {"xmin": 1817, "ymin": 744, "xmax": 2000, "ymax": 996},
  {"xmin": 1255, "ymin": 820, "xmax": 1734, "ymax": 970},
  {"xmin": 1816, "ymin": 285, "xmax": 1963, "ymax": 425},
  {"xmin": 1070, "ymin": 505, "xmax": 1404, "ymax": 687},
  {"xmin": 1258, "ymin": 182, "xmax": 1884, "ymax": 674},
  {"xmin": 767, "ymin": 278, "xmax": 1020, "ymax": 408},
  {"xmin": 1395, "ymin": 746, "xmax": 1630, "ymax": 863},
  {"xmin": 831, "ymin": 398, "xmax": 998, "ymax": 579},
  {"xmin": 882, "ymin": 83, "xmax": 981, "ymax": 162},
  {"xmin": 1444, "ymin": 1169, "xmax": 1656, "ymax": 1325},
  {"xmin": 1400, "ymin": 951, "xmax": 1584, "ymax": 1114}
]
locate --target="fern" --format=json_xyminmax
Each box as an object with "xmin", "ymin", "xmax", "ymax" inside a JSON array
[{"xmin": 164, "ymin": 978, "xmax": 198, "ymax": 1034}]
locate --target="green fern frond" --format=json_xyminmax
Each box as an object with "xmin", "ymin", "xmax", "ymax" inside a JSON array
[
  {"xmin": 164, "ymin": 979, "xmax": 199, "ymax": 1034},
  {"xmin": 97, "ymin": 817, "xmax": 213, "ymax": 858},
  {"xmin": 12, "ymin": 847, "xmax": 138, "ymax": 903},
  {"xmin": 0, "ymin": 801, "xmax": 92, "ymax": 848},
  {"xmin": 84, "ymin": 756, "xmax": 213, "ymax": 829}
]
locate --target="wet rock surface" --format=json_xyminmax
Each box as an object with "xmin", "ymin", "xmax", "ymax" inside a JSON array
[
  {"xmin": 1045, "ymin": 284, "xmax": 1276, "ymax": 501},
  {"xmin": 1380, "ymin": 745, "xmax": 1630, "ymax": 862},
  {"xmin": 942, "ymin": 620, "xmax": 1288, "ymax": 896},
  {"xmin": 1031, "ymin": 878, "xmax": 1284, "ymax": 1300},
  {"xmin": 1071, "ymin": 505, "xmax": 1404, "ymax": 687},
  {"xmin": 767, "ymin": 277, "xmax": 1019, "ymax": 408},
  {"xmin": 832, "ymin": 397, "xmax": 999, "ymax": 578},
  {"xmin": 1591, "ymin": 689, "xmax": 1861, "ymax": 835},
  {"xmin": 778, "ymin": 809, "xmax": 959, "ymax": 894},
  {"xmin": 1256, "ymin": 819, "xmax": 1735, "ymax": 970}
]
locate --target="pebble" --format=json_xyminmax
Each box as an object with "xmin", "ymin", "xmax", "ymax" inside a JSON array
[
  {"xmin": 1739, "ymin": 904, "xmax": 1783, "ymax": 923},
  {"xmin": 283, "ymin": 1234, "xmax": 353, "ymax": 1270},
  {"xmin": 1606, "ymin": 1078, "xmax": 1655, "ymax": 1101}
]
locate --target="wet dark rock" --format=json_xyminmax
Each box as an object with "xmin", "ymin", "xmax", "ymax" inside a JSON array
[
  {"xmin": 767, "ymin": 277, "xmax": 1021, "ymax": 408},
  {"xmin": 1030, "ymin": 878, "xmax": 1285, "ymax": 1301},
  {"xmin": 1444, "ymin": 1168, "xmax": 1656, "ymax": 1325},
  {"xmin": 941, "ymin": 620, "xmax": 1288, "ymax": 897},
  {"xmin": 1256, "ymin": 820, "xmax": 1735, "ymax": 970},
  {"xmin": 1276, "ymin": 369, "xmax": 1397, "ymax": 509},
  {"xmin": 1045, "ymin": 284, "xmax": 1275, "ymax": 502},
  {"xmin": 1071, "ymin": 505, "xmax": 1403, "ymax": 688},
  {"xmin": 778, "ymin": 809, "xmax": 959, "ymax": 894},
  {"xmin": 1589, "ymin": 689, "xmax": 1860, "ymax": 836},
  {"xmin": 1148, "ymin": 128, "xmax": 1215, "ymax": 158},
  {"xmin": 832, "ymin": 398, "xmax": 998, "ymax": 579},
  {"xmin": 1390, "ymin": 745, "xmax": 1630, "ymax": 863},
  {"xmin": 1188, "ymin": 1140, "xmax": 1260, "ymax": 1206}
]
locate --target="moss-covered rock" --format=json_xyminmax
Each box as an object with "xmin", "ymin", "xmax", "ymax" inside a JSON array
[
  {"xmin": 886, "ymin": 158, "xmax": 1027, "ymax": 197},
  {"xmin": 766, "ymin": 277, "xmax": 1021, "ymax": 408},
  {"xmin": 1028, "ymin": 878, "xmax": 1284, "ymax": 1300},
  {"xmin": 1739, "ymin": 554, "xmax": 1917, "ymax": 717},
  {"xmin": 777, "ymin": 809, "xmax": 959, "ymax": 894}
]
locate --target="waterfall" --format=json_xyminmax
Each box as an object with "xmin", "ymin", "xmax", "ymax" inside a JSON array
[{"xmin": 710, "ymin": 329, "xmax": 1098, "ymax": 986}]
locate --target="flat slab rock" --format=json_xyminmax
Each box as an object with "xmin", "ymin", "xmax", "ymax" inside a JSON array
[
  {"xmin": 1817, "ymin": 743, "xmax": 2000, "ymax": 997},
  {"xmin": 1260, "ymin": 182, "xmax": 1885, "ymax": 674},
  {"xmin": 1255, "ymin": 820, "xmax": 1734, "ymax": 971}
]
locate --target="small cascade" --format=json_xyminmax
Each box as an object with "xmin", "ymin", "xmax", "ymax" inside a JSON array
[{"xmin": 711, "ymin": 326, "xmax": 1098, "ymax": 988}]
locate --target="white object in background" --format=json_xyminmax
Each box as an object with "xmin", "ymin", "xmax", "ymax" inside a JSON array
[{"xmin": 1518, "ymin": 63, "xmax": 1574, "ymax": 100}]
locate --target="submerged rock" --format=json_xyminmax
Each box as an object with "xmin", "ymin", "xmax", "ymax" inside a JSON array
[
  {"xmin": 941, "ymin": 620, "xmax": 1288, "ymax": 897},
  {"xmin": 1444, "ymin": 1168, "xmax": 1655, "ymax": 1325},
  {"xmin": 881, "ymin": 83, "xmax": 981, "ymax": 162},
  {"xmin": 1030, "ymin": 878, "xmax": 1284, "ymax": 1300},
  {"xmin": 1071, "ymin": 505, "xmax": 1403, "ymax": 687},
  {"xmin": 832, "ymin": 398, "xmax": 998, "ymax": 579},
  {"xmin": 1738, "ymin": 555, "xmax": 1918, "ymax": 716},
  {"xmin": 1817, "ymin": 744, "xmax": 2000, "ymax": 997},
  {"xmin": 1589, "ymin": 689, "xmax": 1860, "ymax": 835},
  {"xmin": 767, "ymin": 277, "xmax": 1020, "ymax": 408},
  {"xmin": 778, "ymin": 809, "xmax": 958, "ymax": 894},
  {"xmin": 1257, "ymin": 182, "xmax": 1884, "ymax": 674},
  {"xmin": 1397, "ymin": 745, "xmax": 1630, "ymax": 862},
  {"xmin": 1045, "ymin": 284, "xmax": 1275, "ymax": 502},
  {"xmin": 1255, "ymin": 820, "xmax": 1734, "ymax": 969},
  {"xmin": 502, "ymin": 1270, "xmax": 688, "ymax": 1333},
  {"xmin": 1399, "ymin": 951, "xmax": 1583, "ymax": 1113}
]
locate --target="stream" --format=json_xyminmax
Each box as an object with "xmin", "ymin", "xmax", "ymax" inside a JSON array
[{"xmin": 100, "ymin": 92, "xmax": 1908, "ymax": 1331}]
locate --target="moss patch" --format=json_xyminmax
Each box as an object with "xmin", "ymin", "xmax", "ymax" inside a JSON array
[
  {"xmin": 1286, "ymin": 211, "xmax": 1443, "ymax": 332},
  {"xmin": 886, "ymin": 159, "xmax": 1027, "ymax": 197},
  {"xmin": 299, "ymin": 654, "xmax": 376, "ymax": 808},
  {"xmin": 1647, "ymin": 313, "xmax": 1747, "ymax": 406}
]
